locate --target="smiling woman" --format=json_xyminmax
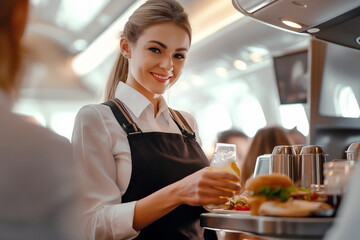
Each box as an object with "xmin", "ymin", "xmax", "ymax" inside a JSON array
[
  {"xmin": 71, "ymin": 0, "xmax": 240, "ymax": 239},
  {"xmin": 119, "ymin": 22, "xmax": 190, "ymax": 108}
]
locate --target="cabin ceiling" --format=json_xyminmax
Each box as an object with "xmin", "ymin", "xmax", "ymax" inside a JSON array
[{"xmin": 22, "ymin": 0, "xmax": 312, "ymax": 103}]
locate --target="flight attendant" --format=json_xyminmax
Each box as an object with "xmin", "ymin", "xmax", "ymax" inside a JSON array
[{"xmin": 72, "ymin": 0, "xmax": 240, "ymax": 239}]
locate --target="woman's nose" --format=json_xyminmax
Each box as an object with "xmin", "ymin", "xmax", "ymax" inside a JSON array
[{"xmin": 159, "ymin": 56, "xmax": 173, "ymax": 72}]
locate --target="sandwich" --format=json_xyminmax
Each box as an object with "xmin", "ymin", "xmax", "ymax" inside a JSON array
[
  {"xmin": 245, "ymin": 173, "xmax": 293, "ymax": 215},
  {"xmin": 245, "ymin": 173, "xmax": 332, "ymax": 217}
]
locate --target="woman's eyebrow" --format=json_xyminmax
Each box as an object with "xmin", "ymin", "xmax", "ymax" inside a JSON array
[{"xmin": 148, "ymin": 40, "xmax": 188, "ymax": 52}]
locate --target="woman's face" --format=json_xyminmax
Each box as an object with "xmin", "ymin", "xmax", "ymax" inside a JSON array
[{"xmin": 123, "ymin": 22, "xmax": 190, "ymax": 99}]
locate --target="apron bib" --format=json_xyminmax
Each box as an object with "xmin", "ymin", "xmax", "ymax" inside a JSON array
[{"xmin": 103, "ymin": 98, "xmax": 214, "ymax": 240}]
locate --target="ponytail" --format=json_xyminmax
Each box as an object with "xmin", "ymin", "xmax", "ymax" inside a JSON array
[{"xmin": 104, "ymin": 53, "xmax": 128, "ymax": 101}]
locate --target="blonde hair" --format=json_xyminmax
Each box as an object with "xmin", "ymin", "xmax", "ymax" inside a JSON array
[
  {"xmin": 240, "ymin": 126, "xmax": 292, "ymax": 188},
  {"xmin": 104, "ymin": 0, "xmax": 192, "ymax": 100},
  {"xmin": 0, "ymin": 0, "xmax": 22, "ymax": 93}
]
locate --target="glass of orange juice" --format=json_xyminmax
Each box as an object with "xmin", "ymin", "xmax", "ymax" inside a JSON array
[
  {"xmin": 210, "ymin": 143, "xmax": 240, "ymax": 177},
  {"xmin": 205, "ymin": 143, "xmax": 240, "ymax": 210}
]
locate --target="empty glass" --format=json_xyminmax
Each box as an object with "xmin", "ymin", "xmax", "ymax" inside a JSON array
[
  {"xmin": 324, "ymin": 159, "xmax": 353, "ymax": 195},
  {"xmin": 323, "ymin": 159, "xmax": 354, "ymax": 212},
  {"xmin": 346, "ymin": 142, "xmax": 360, "ymax": 164}
]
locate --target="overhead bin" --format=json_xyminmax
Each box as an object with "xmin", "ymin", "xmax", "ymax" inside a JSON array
[{"xmin": 232, "ymin": 0, "xmax": 360, "ymax": 50}]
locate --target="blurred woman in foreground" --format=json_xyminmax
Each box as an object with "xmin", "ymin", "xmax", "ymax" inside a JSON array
[{"xmin": 0, "ymin": 1, "xmax": 82, "ymax": 239}]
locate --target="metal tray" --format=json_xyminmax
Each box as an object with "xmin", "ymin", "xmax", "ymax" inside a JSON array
[{"xmin": 201, "ymin": 212, "xmax": 335, "ymax": 239}]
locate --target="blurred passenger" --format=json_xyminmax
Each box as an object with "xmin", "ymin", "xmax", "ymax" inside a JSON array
[
  {"xmin": 287, "ymin": 127, "xmax": 307, "ymax": 145},
  {"xmin": 240, "ymin": 125, "xmax": 292, "ymax": 189},
  {"xmin": 0, "ymin": 1, "xmax": 82, "ymax": 239},
  {"xmin": 324, "ymin": 164, "xmax": 360, "ymax": 240},
  {"xmin": 217, "ymin": 129, "xmax": 250, "ymax": 167},
  {"xmin": 72, "ymin": 0, "xmax": 239, "ymax": 239}
]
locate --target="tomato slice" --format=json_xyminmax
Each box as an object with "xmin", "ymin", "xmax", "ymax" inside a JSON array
[
  {"xmin": 235, "ymin": 204, "xmax": 244, "ymax": 211},
  {"xmin": 243, "ymin": 204, "xmax": 250, "ymax": 211}
]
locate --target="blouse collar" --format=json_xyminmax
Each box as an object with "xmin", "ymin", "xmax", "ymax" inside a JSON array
[{"xmin": 114, "ymin": 82, "xmax": 170, "ymax": 121}]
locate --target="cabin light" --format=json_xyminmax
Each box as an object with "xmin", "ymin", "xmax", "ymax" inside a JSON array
[
  {"xmin": 215, "ymin": 67, "xmax": 228, "ymax": 77},
  {"xmin": 233, "ymin": 60, "xmax": 247, "ymax": 70},
  {"xmin": 71, "ymin": 0, "xmax": 147, "ymax": 76},
  {"xmin": 307, "ymin": 28, "xmax": 320, "ymax": 34},
  {"xmin": 280, "ymin": 18, "xmax": 303, "ymax": 29},
  {"xmin": 249, "ymin": 53, "xmax": 263, "ymax": 62}
]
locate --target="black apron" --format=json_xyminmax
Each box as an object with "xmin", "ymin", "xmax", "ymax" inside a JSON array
[{"xmin": 103, "ymin": 98, "xmax": 216, "ymax": 240}]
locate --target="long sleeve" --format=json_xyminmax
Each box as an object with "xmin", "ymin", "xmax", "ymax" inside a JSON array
[
  {"xmin": 72, "ymin": 105, "xmax": 139, "ymax": 240},
  {"xmin": 0, "ymin": 103, "xmax": 83, "ymax": 240}
]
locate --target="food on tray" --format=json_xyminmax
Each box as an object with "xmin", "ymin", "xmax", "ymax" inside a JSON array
[
  {"xmin": 258, "ymin": 198, "xmax": 332, "ymax": 217},
  {"xmin": 245, "ymin": 173, "xmax": 293, "ymax": 215},
  {"xmin": 226, "ymin": 194, "xmax": 250, "ymax": 211},
  {"xmin": 245, "ymin": 173, "xmax": 333, "ymax": 217}
]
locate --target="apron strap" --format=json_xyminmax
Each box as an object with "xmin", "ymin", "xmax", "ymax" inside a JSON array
[
  {"xmin": 102, "ymin": 98, "xmax": 142, "ymax": 135},
  {"xmin": 169, "ymin": 108, "xmax": 196, "ymax": 140},
  {"xmin": 103, "ymin": 98, "xmax": 195, "ymax": 139}
]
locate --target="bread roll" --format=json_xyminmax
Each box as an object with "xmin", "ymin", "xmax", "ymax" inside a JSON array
[
  {"xmin": 245, "ymin": 173, "xmax": 293, "ymax": 191},
  {"xmin": 258, "ymin": 199, "xmax": 332, "ymax": 217}
]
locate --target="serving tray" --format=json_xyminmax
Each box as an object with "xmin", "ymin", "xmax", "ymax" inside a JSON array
[{"xmin": 201, "ymin": 212, "xmax": 335, "ymax": 239}]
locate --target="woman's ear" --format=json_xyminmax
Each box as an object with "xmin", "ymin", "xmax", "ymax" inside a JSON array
[
  {"xmin": 11, "ymin": 0, "xmax": 29, "ymax": 42},
  {"xmin": 120, "ymin": 38, "xmax": 131, "ymax": 58}
]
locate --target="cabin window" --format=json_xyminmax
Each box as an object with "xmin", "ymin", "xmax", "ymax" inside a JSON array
[
  {"xmin": 13, "ymin": 101, "xmax": 46, "ymax": 127},
  {"xmin": 50, "ymin": 112, "xmax": 77, "ymax": 140},
  {"xmin": 279, "ymin": 104, "xmax": 309, "ymax": 136},
  {"xmin": 201, "ymin": 103, "xmax": 233, "ymax": 156},
  {"xmin": 334, "ymin": 85, "xmax": 360, "ymax": 118},
  {"xmin": 235, "ymin": 95, "xmax": 266, "ymax": 137}
]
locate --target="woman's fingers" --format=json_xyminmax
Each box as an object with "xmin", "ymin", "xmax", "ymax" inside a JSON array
[
  {"xmin": 206, "ymin": 170, "xmax": 240, "ymax": 182},
  {"xmin": 198, "ymin": 185, "xmax": 235, "ymax": 198}
]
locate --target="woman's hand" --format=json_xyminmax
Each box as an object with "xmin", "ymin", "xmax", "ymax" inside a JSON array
[
  {"xmin": 133, "ymin": 167, "xmax": 240, "ymax": 230},
  {"xmin": 172, "ymin": 167, "xmax": 241, "ymax": 206}
]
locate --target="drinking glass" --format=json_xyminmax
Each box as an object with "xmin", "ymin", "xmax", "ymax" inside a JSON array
[
  {"xmin": 205, "ymin": 143, "xmax": 240, "ymax": 210},
  {"xmin": 346, "ymin": 142, "xmax": 360, "ymax": 164},
  {"xmin": 210, "ymin": 143, "xmax": 240, "ymax": 177},
  {"xmin": 323, "ymin": 159, "xmax": 354, "ymax": 212}
]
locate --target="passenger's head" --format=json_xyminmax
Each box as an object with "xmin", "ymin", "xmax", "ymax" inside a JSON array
[
  {"xmin": 287, "ymin": 127, "xmax": 306, "ymax": 145},
  {"xmin": 0, "ymin": 0, "xmax": 29, "ymax": 94},
  {"xmin": 104, "ymin": 0, "xmax": 192, "ymax": 100},
  {"xmin": 217, "ymin": 129, "xmax": 249, "ymax": 166},
  {"xmin": 240, "ymin": 125, "xmax": 292, "ymax": 188}
]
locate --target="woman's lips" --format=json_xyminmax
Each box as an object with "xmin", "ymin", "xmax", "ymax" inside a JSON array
[{"xmin": 151, "ymin": 73, "xmax": 172, "ymax": 82}]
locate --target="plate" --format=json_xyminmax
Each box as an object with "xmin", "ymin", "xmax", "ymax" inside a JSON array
[{"xmin": 208, "ymin": 209, "xmax": 251, "ymax": 214}]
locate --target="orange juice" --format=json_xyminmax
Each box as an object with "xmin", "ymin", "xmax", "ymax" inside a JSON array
[{"xmin": 210, "ymin": 156, "xmax": 240, "ymax": 196}]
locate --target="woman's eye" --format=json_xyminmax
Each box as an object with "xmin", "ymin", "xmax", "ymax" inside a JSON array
[
  {"xmin": 149, "ymin": 47, "xmax": 160, "ymax": 53},
  {"xmin": 174, "ymin": 53, "xmax": 185, "ymax": 59}
]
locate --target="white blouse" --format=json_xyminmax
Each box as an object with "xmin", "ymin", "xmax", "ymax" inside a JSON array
[{"xmin": 71, "ymin": 82, "xmax": 202, "ymax": 240}]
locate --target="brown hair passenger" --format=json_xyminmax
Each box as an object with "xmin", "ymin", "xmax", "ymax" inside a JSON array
[{"xmin": 240, "ymin": 125, "xmax": 292, "ymax": 189}]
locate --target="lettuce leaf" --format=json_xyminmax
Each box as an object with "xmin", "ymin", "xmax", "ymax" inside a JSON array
[{"xmin": 250, "ymin": 186, "xmax": 294, "ymax": 202}]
